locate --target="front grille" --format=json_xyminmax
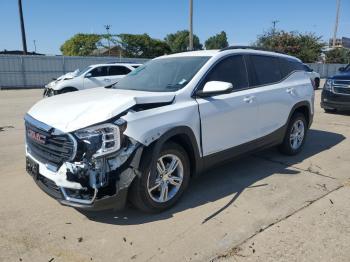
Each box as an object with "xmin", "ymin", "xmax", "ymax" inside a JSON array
[
  {"xmin": 334, "ymin": 86, "xmax": 350, "ymax": 95},
  {"xmin": 333, "ymin": 80, "xmax": 350, "ymax": 95},
  {"xmin": 334, "ymin": 80, "xmax": 350, "ymax": 86},
  {"xmin": 25, "ymin": 121, "xmax": 76, "ymax": 166}
]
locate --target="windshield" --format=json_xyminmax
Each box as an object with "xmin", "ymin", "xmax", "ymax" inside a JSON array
[
  {"xmin": 113, "ymin": 56, "xmax": 210, "ymax": 92},
  {"xmin": 76, "ymin": 66, "xmax": 92, "ymax": 77},
  {"xmin": 344, "ymin": 64, "xmax": 350, "ymax": 72}
]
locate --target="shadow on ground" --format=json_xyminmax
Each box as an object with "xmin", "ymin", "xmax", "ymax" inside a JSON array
[{"xmin": 80, "ymin": 129, "xmax": 345, "ymax": 225}]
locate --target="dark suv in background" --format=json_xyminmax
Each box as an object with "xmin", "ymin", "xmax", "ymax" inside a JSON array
[{"xmin": 321, "ymin": 64, "xmax": 350, "ymax": 113}]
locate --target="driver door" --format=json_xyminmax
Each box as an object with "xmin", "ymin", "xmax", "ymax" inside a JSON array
[{"xmin": 195, "ymin": 55, "xmax": 259, "ymax": 156}]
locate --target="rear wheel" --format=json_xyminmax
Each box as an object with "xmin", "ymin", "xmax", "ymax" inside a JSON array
[
  {"xmin": 58, "ymin": 87, "xmax": 78, "ymax": 94},
  {"xmin": 129, "ymin": 142, "xmax": 190, "ymax": 213},
  {"xmin": 314, "ymin": 78, "xmax": 320, "ymax": 89},
  {"xmin": 279, "ymin": 113, "xmax": 307, "ymax": 155}
]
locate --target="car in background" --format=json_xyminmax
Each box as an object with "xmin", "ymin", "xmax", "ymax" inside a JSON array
[
  {"xmin": 321, "ymin": 64, "xmax": 350, "ymax": 113},
  {"xmin": 43, "ymin": 63, "xmax": 142, "ymax": 97},
  {"xmin": 303, "ymin": 64, "xmax": 320, "ymax": 89}
]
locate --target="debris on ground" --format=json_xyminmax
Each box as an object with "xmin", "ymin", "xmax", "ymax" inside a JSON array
[
  {"xmin": 48, "ymin": 258, "xmax": 54, "ymax": 262},
  {"xmin": 78, "ymin": 237, "xmax": 83, "ymax": 243},
  {"xmin": 330, "ymin": 199, "xmax": 334, "ymax": 204},
  {"xmin": 123, "ymin": 237, "xmax": 127, "ymax": 242},
  {"xmin": 0, "ymin": 125, "xmax": 14, "ymax": 132}
]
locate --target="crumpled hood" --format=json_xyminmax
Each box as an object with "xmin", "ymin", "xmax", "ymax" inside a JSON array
[{"xmin": 27, "ymin": 87, "xmax": 175, "ymax": 132}]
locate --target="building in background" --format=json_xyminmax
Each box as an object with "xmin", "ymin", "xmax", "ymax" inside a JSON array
[{"xmin": 328, "ymin": 37, "xmax": 350, "ymax": 49}]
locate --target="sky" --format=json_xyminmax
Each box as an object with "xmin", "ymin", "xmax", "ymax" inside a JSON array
[{"xmin": 1, "ymin": 0, "xmax": 349, "ymax": 55}]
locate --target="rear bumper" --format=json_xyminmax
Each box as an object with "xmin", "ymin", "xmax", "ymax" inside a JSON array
[{"xmin": 321, "ymin": 89, "xmax": 350, "ymax": 110}]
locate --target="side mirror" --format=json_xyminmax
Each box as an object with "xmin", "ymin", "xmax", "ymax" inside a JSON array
[
  {"xmin": 338, "ymin": 67, "xmax": 345, "ymax": 72},
  {"xmin": 196, "ymin": 81, "xmax": 233, "ymax": 97},
  {"xmin": 85, "ymin": 72, "xmax": 92, "ymax": 78}
]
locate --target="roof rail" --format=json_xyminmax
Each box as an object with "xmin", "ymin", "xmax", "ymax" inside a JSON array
[
  {"xmin": 220, "ymin": 45, "xmax": 287, "ymax": 55},
  {"xmin": 220, "ymin": 45, "xmax": 271, "ymax": 52},
  {"xmin": 105, "ymin": 61, "xmax": 142, "ymax": 64}
]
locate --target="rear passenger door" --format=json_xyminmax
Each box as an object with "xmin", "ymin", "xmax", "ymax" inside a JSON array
[
  {"xmin": 247, "ymin": 55, "xmax": 299, "ymax": 137},
  {"xmin": 196, "ymin": 55, "xmax": 259, "ymax": 156},
  {"xmin": 108, "ymin": 66, "xmax": 132, "ymax": 83},
  {"xmin": 83, "ymin": 66, "xmax": 109, "ymax": 89}
]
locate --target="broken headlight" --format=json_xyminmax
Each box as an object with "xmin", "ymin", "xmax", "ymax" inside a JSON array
[{"xmin": 75, "ymin": 123, "xmax": 123, "ymax": 158}]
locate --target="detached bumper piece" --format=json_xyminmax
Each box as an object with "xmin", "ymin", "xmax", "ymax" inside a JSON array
[{"xmin": 31, "ymin": 171, "xmax": 128, "ymax": 211}]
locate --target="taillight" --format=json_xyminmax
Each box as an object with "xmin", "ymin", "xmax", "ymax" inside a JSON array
[{"xmin": 310, "ymin": 79, "xmax": 316, "ymax": 90}]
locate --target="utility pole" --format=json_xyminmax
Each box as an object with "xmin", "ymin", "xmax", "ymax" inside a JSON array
[
  {"xmin": 18, "ymin": 0, "xmax": 28, "ymax": 55},
  {"xmin": 189, "ymin": 0, "xmax": 193, "ymax": 51},
  {"xmin": 104, "ymin": 25, "xmax": 111, "ymax": 56},
  {"xmin": 272, "ymin": 20, "xmax": 279, "ymax": 35},
  {"xmin": 332, "ymin": 0, "xmax": 341, "ymax": 47},
  {"xmin": 33, "ymin": 40, "xmax": 37, "ymax": 53}
]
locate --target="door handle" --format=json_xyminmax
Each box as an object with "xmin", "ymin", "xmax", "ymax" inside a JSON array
[
  {"xmin": 103, "ymin": 78, "xmax": 111, "ymax": 82},
  {"xmin": 243, "ymin": 96, "xmax": 255, "ymax": 103},
  {"xmin": 286, "ymin": 87, "xmax": 294, "ymax": 94}
]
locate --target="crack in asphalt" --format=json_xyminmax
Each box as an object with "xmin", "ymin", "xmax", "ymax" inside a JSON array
[
  {"xmin": 253, "ymin": 155, "xmax": 337, "ymax": 180},
  {"xmin": 210, "ymin": 185, "xmax": 344, "ymax": 261}
]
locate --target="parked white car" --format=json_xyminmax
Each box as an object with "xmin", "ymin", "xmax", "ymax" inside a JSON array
[
  {"xmin": 303, "ymin": 64, "xmax": 320, "ymax": 89},
  {"xmin": 25, "ymin": 47, "xmax": 314, "ymax": 212},
  {"xmin": 43, "ymin": 63, "xmax": 142, "ymax": 97}
]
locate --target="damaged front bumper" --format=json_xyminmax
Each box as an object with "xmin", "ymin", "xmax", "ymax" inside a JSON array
[{"xmin": 26, "ymin": 142, "xmax": 143, "ymax": 211}]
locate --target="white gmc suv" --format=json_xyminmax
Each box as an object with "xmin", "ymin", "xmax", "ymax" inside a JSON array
[
  {"xmin": 25, "ymin": 47, "xmax": 314, "ymax": 212},
  {"xmin": 43, "ymin": 63, "xmax": 142, "ymax": 97}
]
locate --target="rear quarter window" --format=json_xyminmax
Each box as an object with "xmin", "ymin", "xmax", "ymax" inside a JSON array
[
  {"xmin": 249, "ymin": 55, "xmax": 282, "ymax": 86},
  {"xmin": 279, "ymin": 58, "xmax": 305, "ymax": 78}
]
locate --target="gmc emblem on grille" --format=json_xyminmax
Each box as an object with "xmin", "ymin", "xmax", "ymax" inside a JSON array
[{"xmin": 27, "ymin": 129, "xmax": 46, "ymax": 144}]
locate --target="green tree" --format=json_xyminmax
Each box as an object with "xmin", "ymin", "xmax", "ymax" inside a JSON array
[
  {"xmin": 205, "ymin": 31, "xmax": 229, "ymax": 49},
  {"xmin": 165, "ymin": 30, "xmax": 202, "ymax": 53},
  {"xmin": 325, "ymin": 48, "xmax": 350, "ymax": 63},
  {"xmin": 118, "ymin": 33, "xmax": 171, "ymax": 58},
  {"xmin": 60, "ymin": 34, "xmax": 102, "ymax": 56},
  {"xmin": 255, "ymin": 30, "xmax": 324, "ymax": 62}
]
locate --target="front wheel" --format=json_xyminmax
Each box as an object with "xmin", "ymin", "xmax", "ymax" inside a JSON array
[
  {"xmin": 129, "ymin": 142, "xmax": 190, "ymax": 213},
  {"xmin": 279, "ymin": 113, "xmax": 307, "ymax": 155}
]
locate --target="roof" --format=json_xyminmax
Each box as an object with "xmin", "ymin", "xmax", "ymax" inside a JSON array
[
  {"xmin": 156, "ymin": 48, "xmax": 300, "ymax": 62},
  {"xmin": 88, "ymin": 62, "xmax": 143, "ymax": 67}
]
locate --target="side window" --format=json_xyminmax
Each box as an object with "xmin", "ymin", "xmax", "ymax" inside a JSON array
[
  {"xmin": 204, "ymin": 55, "xmax": 248, "ymax": 90},
  {"xmin": 89, "ymin": 66, "xmax": 108, "ymax": 77},
  {"xmin": 303, "ymin": 64, "xmax": 313, "ymax": 72},
  {"xmin": 250, "ymin": 55, "xmax": 282, "ymax": 86},
  {"xmin": 279, "ymin": 58, "xmax": 305, "ymax": 78},
  {"xmin": 108, "ymin": 66, "xmax": 131, "ymax": 76}
]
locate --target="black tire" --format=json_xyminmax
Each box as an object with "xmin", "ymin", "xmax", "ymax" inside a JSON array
[
  {"xmin": 314, "ymin": 78, "xmax": 320, "ymax": 89},
  {"xmin": 58, "ymin": 87, "xmax": 78, "ymax": 95},
  {"xmin": 279, "ymin": 112, "xmax": 307, "ymax": 155},
  {"xmin": 129, "ymin": 142, "xmax": 190, "ymax": 213}
]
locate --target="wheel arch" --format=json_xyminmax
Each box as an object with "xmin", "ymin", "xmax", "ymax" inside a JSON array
[
  {"xmin": 138, "ymin": 126, "xmax": 202, "ymax": 177},
  {"xmin": 58, "ymin": 86, "xmax": 78, "ymax": 94},
  {"xmin": 287, "ymin": 101, "xmax": 312, "ymax": 128}
]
